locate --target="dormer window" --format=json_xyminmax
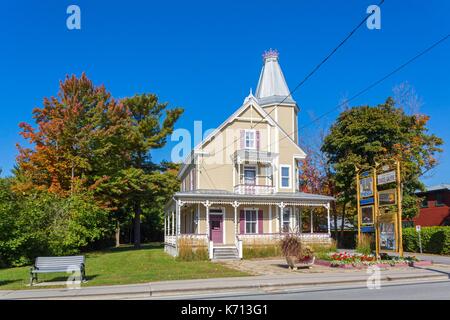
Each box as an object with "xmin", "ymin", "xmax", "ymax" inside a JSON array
[{"xmin": 245, "ymin": 130, "xmax": 256, "ymax": 150}]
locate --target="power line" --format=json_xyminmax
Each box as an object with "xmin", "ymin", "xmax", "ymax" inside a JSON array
[
  {"xmin": 275, "ymin": 32, "xmax": 450, "ymax": 147},
  {"xmin": 200, "ymin": 0, "xmax": 386, "ymax": 160},
  {"xmin": 250, "ymin": 0, "xmax": 386, "ymax": 130}
]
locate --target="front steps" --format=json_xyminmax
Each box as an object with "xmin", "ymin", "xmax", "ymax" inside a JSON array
[{"xmin": 212, "ymin": 246, "xmax": 239, "ymax": 260}]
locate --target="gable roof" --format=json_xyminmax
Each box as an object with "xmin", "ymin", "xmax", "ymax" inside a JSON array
[{"xmin": 178, "ymin": 97, "xmax": 306, "ymax": 178}]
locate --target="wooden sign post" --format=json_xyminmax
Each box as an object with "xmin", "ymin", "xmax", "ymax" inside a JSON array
[
  {"xmin": 395, "ymin": 160, "xmax": 403, "ymax": 257},
  {"xmin": 356, "ymin": 160, "xmax": 404, "ymax": 258}
]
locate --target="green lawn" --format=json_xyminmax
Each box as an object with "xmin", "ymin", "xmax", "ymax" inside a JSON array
[{"xmin": 0, "ymin": 243, "xmax": 250, "ymax": 290}]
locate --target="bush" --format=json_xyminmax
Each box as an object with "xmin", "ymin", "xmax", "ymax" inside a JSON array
[
  {"xmin": 176, "ymin": 238, "xmax": 208, "ymax": 261},
  {"xmin": 309, "ymin": 241, "xmax": 337, "ymax": 260},
  {"xmin": 356, "ymin": 233, "xmax": 373, "ymax": 255},
  {"xmin": 243, "ymin": 245, "xmax": 282, "ymax": 259},
  {"xmin": 279, "ymin": 235, "xmax": 315, "ymax": 260},
  {"xmin": 0, "ymin": 185, "xmax": 112, "ymax": 267},
  {"xmin": 403, "ymin": 226, "xmax": 450, "ymax": 255}
]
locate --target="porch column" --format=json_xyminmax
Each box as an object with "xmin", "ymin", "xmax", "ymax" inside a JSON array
[
  {"xmin": 232, "ymin": 201, "xmax": 240, "ymax": 236},
  {"xmin": 299, "ymin": 207, "xmax": 302, "ymax": 234},
  {"xmin": 203, "ymin": 200, "xmax": 211, "ymax": 238},
  {"xmin": 326, "ymin": 203, "xmax": 331, "ymax": 235},
  {"xmin": 310, "ymin": 209, "xmax": 314, "ymax": 234},
  {"xmin": 164, "ymin": 212, "xmax": 167, "ymax": 237},
  {"xmin": 176, "ymin": 201, "xmax": 182, "ymax": 236},
  {"xmin": 277, "ymin": 202, "xmax": 285, "ymax": 233},
  {"xmin": 171, "ymin": 210, "xmax": 175, "ymax": 236}
]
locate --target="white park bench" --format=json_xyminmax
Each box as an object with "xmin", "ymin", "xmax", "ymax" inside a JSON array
[{"xmin": 30, "ymin": 256, "xmax": 86, "ymax": 286}]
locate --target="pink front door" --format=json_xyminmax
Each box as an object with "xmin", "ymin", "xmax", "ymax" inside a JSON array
[{"xmin": 209, "ymin": 215, "xmax": 223, "ymax": 244}]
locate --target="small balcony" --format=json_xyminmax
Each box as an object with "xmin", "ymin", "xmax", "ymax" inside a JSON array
[
  {"xmin": 234, "ymin": 184, "xmax": 275, "ymax": 195},
  {"xmin": 232, "ymin": 149, "xmax": 278, "ymax": 164}
]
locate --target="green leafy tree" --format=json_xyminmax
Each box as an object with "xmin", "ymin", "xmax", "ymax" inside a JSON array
[
  {"xmin": 119, "ymin": 94, "xmax": 183, "ymax": 248},
  {"xmin": 321, "ymin": 97, "xmax": 443, "ymax": 245}
]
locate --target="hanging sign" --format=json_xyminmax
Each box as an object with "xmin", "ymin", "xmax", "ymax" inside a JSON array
[
  {"xmin": 377, "ymin": 170, "xmax": 396, "ymax": 185},
  {"xmin": 378, "ymin": 189, "xmax": 397, "ymax": 206},
  {"xmin": 359, "ymin": 176, "xmax": 374, "ymax": 198}
]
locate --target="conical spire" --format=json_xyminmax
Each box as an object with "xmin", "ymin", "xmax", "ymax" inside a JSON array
[{"xmin": 255, "ymin": 49, "xmax": 296, "ymax": 106}]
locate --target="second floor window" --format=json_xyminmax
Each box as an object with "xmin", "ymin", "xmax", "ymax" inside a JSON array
[
  {"xmin": 244, "ymin": 166, "xmax": 256, "ymax": 185},
  {"xmin": 245, "ymin": 130, "xmax": 256, "ymax": 149},
  {"xmin": 281, "ymin": 165, "xmax": 290, "ymax": 188},
  {"xmin": 420, "ymin": 198, "xmax": 428, "ymax": 208},
  {"xmin": 436, "ymin": 193, "xmax": 444, "ymax": 206}
]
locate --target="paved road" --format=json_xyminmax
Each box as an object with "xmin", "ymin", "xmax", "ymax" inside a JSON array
[{"xmin": 145, "ymin": 279, "xmax": 450, "ymax": 300}]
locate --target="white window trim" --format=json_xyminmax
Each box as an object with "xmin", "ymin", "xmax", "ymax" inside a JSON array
[
  {"xmin": 244, "ymin": 207, "xmax": 259, "ymax": 234},
  {"xmin": 280, "ymin": 164, "xmax": 291, "ymax": 189},
  {"xmin": 244, "ymin": 129, "xmax": 256, "ymax": 150}
]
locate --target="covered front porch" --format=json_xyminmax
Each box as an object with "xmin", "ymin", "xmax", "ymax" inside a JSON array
[{"xmin": 164, "ymin": 190, "xmax": 334, "ymax": 259}]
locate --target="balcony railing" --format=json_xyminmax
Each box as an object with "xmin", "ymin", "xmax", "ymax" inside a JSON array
[
  {"xmin": 234, "ymin": 184, "xmax": 275, "ymax": 195},
  {"xmin": 233, "ymin": 149, "xmax": 278, "ymax": 164}
]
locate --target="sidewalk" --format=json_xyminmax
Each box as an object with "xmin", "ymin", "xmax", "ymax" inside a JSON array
[{"xmin": 1, "ymin": 264, "xmax": 449, "ymax": 300}]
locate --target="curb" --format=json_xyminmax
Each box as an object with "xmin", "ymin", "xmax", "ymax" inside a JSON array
[{"xmin": 2, "ymin": 272, "xmax": 448, "ymax": 300}]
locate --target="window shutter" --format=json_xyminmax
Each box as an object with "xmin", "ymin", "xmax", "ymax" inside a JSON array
[
  {"xmin": 258, "ymin": 209, "xmax": 263, "ymax": 234},
  {"xmin": 240, "ymin": 210, "xmax": 245, "ymax": 234},
  {"xmin": 256, "ymin": 130, "xmax": 260, "ymax": 150},
  {"xmin": 240, "ymin": 130, "xmax": 245, "ymax": 149}
]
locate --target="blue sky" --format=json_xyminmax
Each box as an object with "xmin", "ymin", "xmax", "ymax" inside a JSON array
[{"xmin": 1, "ymin": 0, "xmax": 449, "ymax": 186}]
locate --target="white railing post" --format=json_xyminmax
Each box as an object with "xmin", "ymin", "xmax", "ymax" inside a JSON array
[
  {"xmin": 238, "ymin": 239, "xmax": 243, "ymax": 259},
  {"xmin": 209, "ymin": 240, "xmax": 214, "ymax": 260}
]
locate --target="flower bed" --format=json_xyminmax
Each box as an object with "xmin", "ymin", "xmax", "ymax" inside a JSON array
[{"xmin": 315, "ymin": 252, "xmax": 429, "ymax": 269}]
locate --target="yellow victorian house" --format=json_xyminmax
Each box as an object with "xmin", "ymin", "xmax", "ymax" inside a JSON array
[{"xmin": 165, "ymin": 50, "xmax": 334, "ymax": 260}]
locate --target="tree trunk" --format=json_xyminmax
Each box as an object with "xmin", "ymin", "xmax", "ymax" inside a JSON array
[
  {"xmin": 332, "ymin": 201, "xmax": 339, "ymax": 244},
  {"xmin": 134, "ymin": 201, "xmax": 142, "ymax": 249},
  {"xmin": 339, "ymin": 201, "xmax": 347, "ymax": 248},
  {"xmin": 115, "ymin": 220, "xmax": 121, "ymax": 247}
]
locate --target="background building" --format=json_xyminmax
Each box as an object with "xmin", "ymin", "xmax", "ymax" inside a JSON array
[{"xmin": 414, "ymin": 184, "xmax": 450, "ymax": 226}]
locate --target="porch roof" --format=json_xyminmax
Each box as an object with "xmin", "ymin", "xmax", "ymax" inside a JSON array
[{"xmin": 171, "ymin": 189, "xmax": 334, "ymax": 205}]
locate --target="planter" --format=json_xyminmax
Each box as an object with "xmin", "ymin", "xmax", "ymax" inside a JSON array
[{"xmin": 286, "ymin": 256, "xmax": 315, "ymax": 270}]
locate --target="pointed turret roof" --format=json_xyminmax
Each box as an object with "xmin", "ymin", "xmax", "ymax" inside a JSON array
[{"xmin": 255, "ymin": 49, "xmax": 296, "ymax": 107}]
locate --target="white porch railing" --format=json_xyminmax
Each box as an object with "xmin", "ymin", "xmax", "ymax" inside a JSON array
[
  {"xmin": 164, "ymin": 234, "xmax": 208, "ymax": 246},
  {"xmin": 165, "ymin": 235, "xmax": 177, "ymax": 246},
  {"xmin": 237, "ymin": 233, "xmax": 331, "ymax": 242},
  {"xmin": 233, "ymin": 184, "xmax": 275, "ymax": 195}
]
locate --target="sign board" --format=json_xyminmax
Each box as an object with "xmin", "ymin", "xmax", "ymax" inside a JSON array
[
  {"xmin": 380, "ymin": 222, "xmax": 396, "ymax": 251},
  {"xmin": 360, "ymin": 197, "xmax": 374, "ymax": 206},
  {"xmin": 377, "ymin": 170, "xmax": 396, "ymax": 185},
  {"xmin": 361, "ymin": 226, "xmax": 375, "ymax": 233},
  {"xmin": 378, "ymin": 189, "xmax": 397, "ymax": 207},
  {"xmin": 359, "ymin": 177, "xmax": 374, "ymax": 198},
  {"xmin": 361, "ymin": 205, "xmax": 374, "ymax": 225},
  {"xmin": 416, "ymin": 225, "xmax": 421, "ymax": 232}
]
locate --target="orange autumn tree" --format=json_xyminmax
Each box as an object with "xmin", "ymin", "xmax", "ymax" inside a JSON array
[
  {"xmin": 15, "ymin": 73, "xmax": 131, "ymax": 196},
  {"xmin": 15, "ymin": 74, "xmax": 183, "ymax": 247}
]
